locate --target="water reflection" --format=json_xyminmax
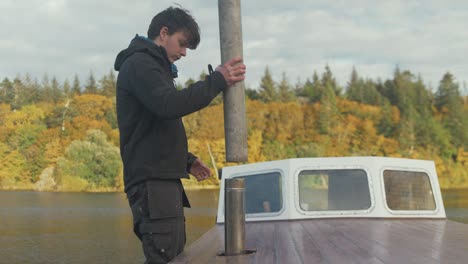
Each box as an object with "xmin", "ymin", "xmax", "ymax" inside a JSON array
[
  {"xmin": 0, "ymin": 192, "xmax": 141, "ymax": 263},
  {"xmin": 442, "ymin": 188, "xmax": 468, "ymax": 224},
  {"xmin": 0, "ymin": 190, "xmax": 219, "ymax": 264},
  {"xmin": 0, "ymin": 188, "xmax": 465, "ymax": 264}
]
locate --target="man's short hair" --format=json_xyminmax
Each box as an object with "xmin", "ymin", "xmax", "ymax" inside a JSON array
[{"xmin": 147, "ymin": 6, "xmax": 200, "ymax": 49}]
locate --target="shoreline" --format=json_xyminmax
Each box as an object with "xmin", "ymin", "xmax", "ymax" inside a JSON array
[
  {"xmin": 0, "ymin": 184, "xmax": 220, "ymax": 193},
  {"xmin": 1, "ymin": 186, "xmax": 467, "ymax": 193}
]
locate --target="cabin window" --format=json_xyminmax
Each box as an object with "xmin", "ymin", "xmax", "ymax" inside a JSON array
[
  {"xmin": 235, "ymin": 172, "xmax": 282, "ymax": 214},
  {"xmin": 383, "ymin": 170, "xmax": 436, "ymax": 210},
  {"xmin": 298, "ymin": 169, "xmax": 371, "ymax": 211}
]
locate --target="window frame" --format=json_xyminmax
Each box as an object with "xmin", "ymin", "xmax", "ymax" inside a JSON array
[
  {"xmin": 380, "ymin": 167, "xmax": 439, "ymax": 215},
  {"xmin": 230, "ymin": 169, "xmax": 286, "ymax": 218},
  {"xmin": 294, "ymin": 166, "xmax": 375, "ymax": 216}
]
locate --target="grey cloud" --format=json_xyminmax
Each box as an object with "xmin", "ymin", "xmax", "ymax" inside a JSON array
[{"xmin": 1, "ymin": 0, "xmax": 467, "ymax": 90}]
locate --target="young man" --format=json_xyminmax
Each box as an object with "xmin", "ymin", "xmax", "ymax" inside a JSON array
[{"xmin": 114, "ymin": 6, "xmax": 246, "ymax": 264}]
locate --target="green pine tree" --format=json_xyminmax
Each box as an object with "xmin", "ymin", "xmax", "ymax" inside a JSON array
[
  {"xmin": 0, "ymin": 78, "xmax": 14, "ymax": 105},
  {"xmin": 63, "ymin": 79, "xmax": 71, "ymax": 98},
  {"xmin": 84, "ymin": 72, "xmax": 98, "ymax": 94},
  {"xmin": 278, "ymin": 72, "xmax": 295, "ymax": 102},
  {"xmin": 435, "ymin": 72, "xmax": 468, "ymax": 150},
  {"xmin": 100, "ymin": 70, "xmax": 116, "ymax": 97},
  {"xmin": 51, "ymin": 76, "xmax": 63, "ymax": 104},
  {"xmin": 259, "ymin": 66, "xmax": 277, "ymax": 102},
  {"xmin": 321, "ymin": 65, "xmax": 341, "ymax": 96},
  {"xmin": 72, "ymin": 74, "xmax": 81, "ymax": 95}
]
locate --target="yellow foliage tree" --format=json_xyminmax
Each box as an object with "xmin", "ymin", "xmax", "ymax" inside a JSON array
[
  {"xmin": 0, "ymin": 142, "xmax": 28, "ymax": 189},
  {"xmin": 0, "ymin": 103, "xmax": 11, "ymax": 142}
]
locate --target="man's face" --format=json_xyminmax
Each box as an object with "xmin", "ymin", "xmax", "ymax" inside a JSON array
[{"xmin": 158, "ymin": 29, "xmax": 189, "ymax": 64}]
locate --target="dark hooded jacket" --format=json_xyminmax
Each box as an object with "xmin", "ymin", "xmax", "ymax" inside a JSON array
[{"xmin": 114, "ymin": 35, "xmax": 227, "ymax": 192}]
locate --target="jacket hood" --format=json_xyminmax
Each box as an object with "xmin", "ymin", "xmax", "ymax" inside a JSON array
[{"xmin": 114, "ymin": 34, "xmax": 169, "ymax": 71}]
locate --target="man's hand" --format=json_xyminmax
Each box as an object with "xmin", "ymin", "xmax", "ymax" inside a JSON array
[
  {"xmin": 189, "ymin": 158, "xmax": 212, "ymax": 182},
  {"xmin": 215, "ymin": 57, "xmax": 246, "ymax": 87}
]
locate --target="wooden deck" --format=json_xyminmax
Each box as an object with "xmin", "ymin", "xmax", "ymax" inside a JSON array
[{"xmin": 171, "ymin": 219, "xmax": 468, "ymax": 263}]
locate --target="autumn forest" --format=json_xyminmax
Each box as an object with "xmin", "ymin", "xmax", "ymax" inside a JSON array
[{"xmin": 0, "ymin": 65, "xmax": 467, "ymax": 191}]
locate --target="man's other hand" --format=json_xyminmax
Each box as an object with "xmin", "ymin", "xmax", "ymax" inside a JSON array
[
  {"xmin": 215, "ymin": 57, "xmax": 246, "ymax": 87},
  {"xmin": 189, "ymin": 158, "xmax": 212, "ymax": 181}
]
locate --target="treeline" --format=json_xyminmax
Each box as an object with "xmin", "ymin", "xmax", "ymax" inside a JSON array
[
  {"xmin": 246, "ymin": 66, "xmax": 468, "ymax": 159},
  {"xmin": 0, "ymin": 66, "xmax": 467, "ymax": 191}
]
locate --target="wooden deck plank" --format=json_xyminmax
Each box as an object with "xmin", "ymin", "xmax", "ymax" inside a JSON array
[
  {"xmin": 246, "ymin": 222, "xmax": 278, "ymax": 264},
  {"xmin": 288, "ymin": 221, "xmax": 328, "ymax": 263},
  {"xmin": 269, "ymin": 222, "xmax": 304, "ymax": 264},
  {"xmin": 333, "ymin": 219, "xmax": 423, "ymax": 264},
  {"xmin": 171, "ymin": 219, "xmax": 468, "ymax": 264},
  {"xmin": 332, "ymin": 219, "xmax": 440, "ymax": 264},
  {"xmin": 333, "ymin": 219, "xmax": 468, "ymax": 264},
  {"xmin": 311, "ymin": 220, "xmax": 385, "ymax": 264},
  {"xmin": 328, "ymin": 220, "xmax": 397, "ymax": 264},
  {"xmin": 171, "ymin": 225, "xmax": 225, "ymax": 264},
  {"xmin": 352, "ymin": 220, "xmax": 436, "ymax": 262},
  {"xmin": 382, "ymin": 220, "xmax": 456, "ymax": 263},
  {"xmin": 299, "ymin": 220, "xmax": 367, "ymax": 264}
]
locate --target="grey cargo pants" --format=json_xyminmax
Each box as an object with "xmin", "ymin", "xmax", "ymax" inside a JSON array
[{"xmin": 127, "ymin": 179, "xmax": 190, "ymax": 264}]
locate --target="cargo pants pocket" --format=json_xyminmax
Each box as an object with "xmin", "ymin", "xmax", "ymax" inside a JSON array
[
  {"xmin": 146, "ymin": 180, "xmax": 184, "ymax": 219},
  {"xmin": 139, "ymin": 222, "xmax": 174, "ymax": 263},
  {"xmin": 127, "ymin": 183, "xmax": 149, "ymax": 240}
]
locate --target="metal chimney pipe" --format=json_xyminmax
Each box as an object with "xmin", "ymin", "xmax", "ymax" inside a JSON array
[
  {"xmin": 224, "ymin": 178, "xmax": 246, "ymax": 255},
  {"xmin": 218, "ymin": 0, "xmax": 248, "ymax": 162}
]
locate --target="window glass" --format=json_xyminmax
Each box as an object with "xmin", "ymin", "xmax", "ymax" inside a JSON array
[
  {"xmin": 299, "ymin": 169, "xmax": 371, "ymax": 211},
  {"xmin": 383, "ymin": 170, "xmax": 436, "ymax": 210},
  {"xmin": 235, "ymin": 172, "xmax": 282, "ymax": 214}
]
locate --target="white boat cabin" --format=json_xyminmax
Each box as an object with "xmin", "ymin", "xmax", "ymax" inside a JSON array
[{"xmin": 216, "ymin": 157, "xmax": 446, "ymax": 223}]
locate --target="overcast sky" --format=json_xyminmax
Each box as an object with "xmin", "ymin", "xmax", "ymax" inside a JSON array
[{"xmin": 1, "ymin": 0, "xmax": 467, "ymax": 91}]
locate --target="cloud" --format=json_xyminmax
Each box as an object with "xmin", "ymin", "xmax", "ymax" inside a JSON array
[
  {"xmin": 240, "ymin": 0, "xmax": 468, "ymax": 88},
  {"xmin": 1, "ymin": 0, "xmax": 467, "ymax": 91}
]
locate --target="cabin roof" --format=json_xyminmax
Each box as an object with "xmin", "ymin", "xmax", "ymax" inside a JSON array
[{"xmin": 217, "ymin": 157, "xmax": 446, "ymax": 223}]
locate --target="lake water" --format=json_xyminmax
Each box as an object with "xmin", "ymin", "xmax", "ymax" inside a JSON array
[{"xmin": 0, "ymin": 189, "xmax": 466, "ymax": 264}]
